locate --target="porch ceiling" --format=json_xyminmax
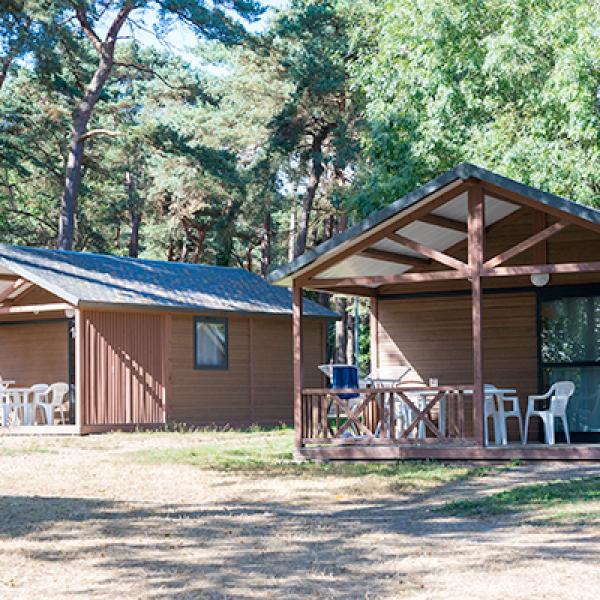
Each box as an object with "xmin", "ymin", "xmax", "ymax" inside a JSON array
[{"xmin": 318, "ymin": 193, "xmax": 518, "ymax": 283}]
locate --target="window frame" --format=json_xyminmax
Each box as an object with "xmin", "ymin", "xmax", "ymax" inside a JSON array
[{"xmin": 193, "ymin": 316, "xmax": 229, "ymax": 371}]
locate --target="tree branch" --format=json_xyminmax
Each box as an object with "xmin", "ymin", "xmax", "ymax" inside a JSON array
[
  {"xmin": 105, "ymin": 2, "xmax": 134, "ymax": 46},
  {"xmin": 73, "ymin": 4, "xmax": 103, "ymax": 54},
  {"xmin": 113, "ymin": 60, "xmax": 184, "ymax": 91},
  {"xmin": 79, "ymin": 128, "xmax": 122, "ymax": 141}
]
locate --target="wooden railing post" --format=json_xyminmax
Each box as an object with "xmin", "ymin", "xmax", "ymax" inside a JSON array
[
  {"xmin": 292, "ymin": 282, "xmax": 304, "ymax": 450},
  {"xmin": 468, "ymin": 184, "xmax": 485, "ymax": 446}
]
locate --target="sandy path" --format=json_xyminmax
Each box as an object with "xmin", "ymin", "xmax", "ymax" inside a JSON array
[{"xmin": 0, "ymin": 434, "xmax": 599, "ymax": 599}]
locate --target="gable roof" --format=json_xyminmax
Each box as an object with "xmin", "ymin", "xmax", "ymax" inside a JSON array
[
  {"xmin": 0, "ymin": 245, "xmax": 336, "ymax": 318},
  {"xmin": 269, "ymin": 163, "xmax": 600, "ymax": 286}
]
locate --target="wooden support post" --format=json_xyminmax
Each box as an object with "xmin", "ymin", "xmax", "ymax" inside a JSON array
[
  {"xmin": 468, "ymin": 185, "xmax": 485, "ymax": 446},
  {"xmin": 74, "ymin": 308, "xmax": 84, "ymax": 430},
  {"xmin": 369, "ymin": 296, "xmax": 379, "ymax": 372},
  {"xmin": 292, "ymin": 282, "xmax": 304, "ymax": 449}
]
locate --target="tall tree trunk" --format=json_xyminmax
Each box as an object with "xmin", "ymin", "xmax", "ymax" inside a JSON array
[
  {"xmin": 346, "ymin": 309, "xmax": 355, "ymax": 365},
  {"xmin": 260, "ymin": 212, "xmax": 272, "ymax": 278},
  {"xmin": 294, "ymin": 128, "xmax": 328, "ymax": 258},
  {"xmin": 167, "ymin": 239, "xmax": 176, "ymax": 261},
  {"xmin": 335, "ymin": 297, "xmax": 348, "ymax": 363},
  {"xmin": 0, "ymin": 55, "xmax": 14, "ymax": 91},
  {"xmin": 57, "ymin": 5, "xmax": 132, "ymax": 250},
  {"xmin": 288, "ymin": 201, "xmax": 296, "ymax": 262},
  {"xmin": 316, "ymin": 215, "xmax": 335, "ymax": 307},
  {"xmin": 58, "ymin": 55, "xmax": 114, "ymax": 250},
  {"xmin": 125, "ymin": 169, "xmax": 142, "ymax": 258}
]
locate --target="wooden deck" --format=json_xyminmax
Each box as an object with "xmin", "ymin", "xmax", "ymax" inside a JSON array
[
  {"xmin": 300, "ymin": 442, "xmax": 600, "ymax": 461},
  {"xmin": 299, "ymin": 386, "xmax": 600, "ymax": 461}
]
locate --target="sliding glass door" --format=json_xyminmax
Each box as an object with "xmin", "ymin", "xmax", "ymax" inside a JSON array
[{"xmin": 540, "ymin": 293, "xmax": 600, "ymax": 441}]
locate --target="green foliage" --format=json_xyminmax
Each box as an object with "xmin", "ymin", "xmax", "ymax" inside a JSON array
[
  {"xmin": 440, "ymin": 476, "xmax": 600, "ymax": 521},
  {"xmin": 1, "ymin": 0, "xmax": 598, "ymax": 279},
  {"xmin": 348, "ymin": 0, "xmax": 600, "ymax": 216}
]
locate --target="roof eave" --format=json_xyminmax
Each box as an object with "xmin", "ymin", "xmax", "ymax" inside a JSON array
[
  {"xmin": 77, "ymin": 300, "xmax": 339, "ymax": 320},
  {"xmin": 268, "ymin": 162, "xmax": 600, "ymax": 285}
]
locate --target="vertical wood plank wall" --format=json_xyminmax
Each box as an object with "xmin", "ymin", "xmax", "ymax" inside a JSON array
[
  {"xmin": 80, "ymin": 311, "xmax": 166, "ymax": 426},
  {"xmin": 168, "ymin": 315, "xmax": 326, "ymax": 426},
  {"xmin": 0, "ymin": 320, "xmax": 70, "ymax": 387},
  {"xmin": 377, "ymin": 293, "xmax": 538, "ymax": 439}
]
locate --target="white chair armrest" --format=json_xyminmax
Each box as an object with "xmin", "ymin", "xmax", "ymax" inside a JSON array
[
  {"xmin": 528, "ymin": 388, "xmax": 553, "ymax": 401},
  {"xmin": 527, "ymin": 395, "xmax": 548, "ymax": 411}
]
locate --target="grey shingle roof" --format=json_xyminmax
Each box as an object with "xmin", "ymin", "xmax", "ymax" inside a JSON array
[
  {"xmin": 0, "ymin": 245, "xmax": 336, "ymax": 318},
  {"xmin": 269, "ymin": 162, "xmax": 600, "ymax": 284}
]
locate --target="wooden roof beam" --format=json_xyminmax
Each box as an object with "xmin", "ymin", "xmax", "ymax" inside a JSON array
[
  {"xmin": 360, "ymin": 248, "xmax": 430, "ymax": 267},
  {"xmin": 481, "ymin": 181, "xmax": 600, "ymax": 235},
  {"xmin": 418, "ymin": 214, "xmax": 467, "ymax": 233},
  {"xmin": 484, "ymin": 220, "xmax": 570, "ymax": 269},
  {"xmin": 296, "ymin": 181, "xmax": 473, "ymax": 285},
  {"xmin": 484, "ymin": 262, "xmax": 600, "ymax": 277},
  {"xmin": 386, "ymin": 232, "xmax": 468, "ymax": 271},
  {"xmin": 308, "ymin": 270, "xmax": 468, "ymax": 289},
  {"xmin": 0, "ymin": 278, "xmax": 26, "ymax": 303},
  {"xmin": 0, "ymin": 302, "xmax": 72, "ymax": 315}
]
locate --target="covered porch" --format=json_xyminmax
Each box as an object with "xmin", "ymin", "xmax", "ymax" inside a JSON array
[
  {"xmin": 271, "ymin": 164, "xmax": 600, "ymax": 460},
  {"xmin": 0, "ymin": 269, "xmax": 79, "ymax": 433}
]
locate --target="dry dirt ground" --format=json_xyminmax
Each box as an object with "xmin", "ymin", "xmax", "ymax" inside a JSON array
[{"xmin": 0, "ymin": 431, "xmax": 599, "ymax": 599}]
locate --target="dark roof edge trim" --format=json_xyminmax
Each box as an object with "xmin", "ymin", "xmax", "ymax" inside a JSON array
[{"xmin": 77, "ymin": 301, "xmax": 340, "ymax": 319}]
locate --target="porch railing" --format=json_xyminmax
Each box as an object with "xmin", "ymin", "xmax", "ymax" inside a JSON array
[{"xmin": 300, "ymin": 386, "xmax": 476, "ymax": 445}]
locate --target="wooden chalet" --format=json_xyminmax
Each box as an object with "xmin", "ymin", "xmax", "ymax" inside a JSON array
[
  {"xmin": 270, "ymin": 164, "xmax": 600, "ymax": 460},
  {"xmin": 0, "ymin": 246, "xmax": 335, "ymax": 434}
]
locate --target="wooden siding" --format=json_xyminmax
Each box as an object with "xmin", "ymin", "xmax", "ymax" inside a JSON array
[
  {"xmin": 0, "ymin": 319, "xmax": 70, "ymax": 387},
  {"xmin": 80, "ymin": 311, "xmax": 166, "ymax": 426},
  {"xmin": 377, "ymin": 292, "xmax": 538, "ymax": 440},
  {"xmin": 168, "ymin": 315, "xmax": 326, "ymax": 426}
]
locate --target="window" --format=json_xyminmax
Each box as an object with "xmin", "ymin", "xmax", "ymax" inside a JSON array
[
  {"xmin": 194, "ymin": 317, "xmax": 228, "ymax": 369},
  {"xmin": 540, "ymin": 293, "xmax": 600, "ymax": 436}
]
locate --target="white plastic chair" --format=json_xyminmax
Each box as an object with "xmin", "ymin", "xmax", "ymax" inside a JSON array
[
  {"xmin": 498, "ymin": 395, "xmax": 523, "ymax": 443},
  {"xmin": 26, "ymin": 384, "xmax": 49, "ymax": 425},
  {"xmin": 365, "ymin": 367, "xmax": 410, "ymax": 438},
  {"xmin": 36, "ymin": 382, "xmax": 69, "ymax": 425},
  {"xmin": 524, "ymin": 381, "xmax": 575, "ymax": 445},
  {"xmin": 482, "ymin": 385, "xmax": 505, "ymax": 446},
  {"xmin": 0, "ymin": 383, "xmax": 10, "ymax": 427}
]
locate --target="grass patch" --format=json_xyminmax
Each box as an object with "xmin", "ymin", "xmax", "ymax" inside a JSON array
[
  {"xmin": 0, "ymin": 445, "xmax": 55, "ymax": 456},
  {"xmin": 440, "ymin": 476, "xmax": 600, "ymax": 522},
  {"xmin": 128, "ymin": 428, "xmax": 497, "ymax": 488}
]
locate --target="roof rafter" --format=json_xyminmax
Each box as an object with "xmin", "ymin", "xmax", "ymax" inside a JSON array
[
  {"xmin": 360, "ymin": 248, "xmax": 430, "ymax": 267},
  {"xmin": 295, "ymin": 181, "xmax": 473, "ymax": 285},
  {"xmin": 386, "ymin": 232, "xmax": 468, "ymax": 271},
  {"xmin": 418, "ymin": 214, "xmax": 467, "ymax": 233},
  {"xmin": 484, "ymin": 220, "xmax": 570, "ymax": 269}
]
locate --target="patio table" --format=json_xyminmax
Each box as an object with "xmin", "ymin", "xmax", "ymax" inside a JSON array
[{"xmin": 4, "ymin": 388, "xmax": 37, "ymax": 426}]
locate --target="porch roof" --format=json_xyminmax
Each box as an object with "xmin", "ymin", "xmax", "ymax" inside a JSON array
[
  {"xmin": 0, "ymin": 246, "xmax": 336, "ymax": 318},
  {"xmin": 268, "ymin": 163, "xmax": 600, "ymax": 287}
]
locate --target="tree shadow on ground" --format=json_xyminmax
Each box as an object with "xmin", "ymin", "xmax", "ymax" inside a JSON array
[{"xmin": 2, "ymin": 464, "xmax": 600, "ymax": 598}]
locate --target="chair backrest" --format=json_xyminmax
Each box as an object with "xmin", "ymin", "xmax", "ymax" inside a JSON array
[
  {"xmin": 48, "ymin": 382, "xmax": 70, "ymax": 406},
  {"xmin": 549, "ymin": 381, "xmax": 575, "ymax": 415},
  {"xmin": 365, "ymin": 366, "xmax": 410, "ymax": 387},
  {"xmin": 331, "ymin": 365, "xmax": 359, "ymax": 400}
]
